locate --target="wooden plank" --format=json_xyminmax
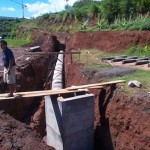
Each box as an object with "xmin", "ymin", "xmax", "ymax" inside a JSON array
[
  {"xmin": 23, "ymin": 51, "xmax": 80, "ymax": 55},
  {"xmin": 0, "ymin": 85, "xmax": 102, "ymax": 98},
  {"xmin": 86, "ymin": 86, "xmax": 103, "ymax": 89},
  {"xmin": 0, "ymin": 89, "xmax": 88, "ymax": 100},
  {"xmin": 0, "ymin": 80, "xmax": 125, "ymax": 100},
  {"xmin": 0, "ymin": 89, "xmax": 87, "ymax": 97},
  {"xmin": 66, "ymin": 80, "xmax": 125, "ymax": 90},
  {"xmin": 0, "ymin": 89, "xmax": 67, "ymax": 97}
]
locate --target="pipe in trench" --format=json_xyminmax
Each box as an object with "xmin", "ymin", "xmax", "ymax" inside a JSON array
[{"xmin": 51, "ymin": 50, "xmax": 64, "ymax": 90}]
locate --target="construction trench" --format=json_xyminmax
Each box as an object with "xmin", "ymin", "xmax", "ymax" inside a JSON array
[{"xmin": 0, "ymin": 31, "xmax": 150, "ymax": 150}]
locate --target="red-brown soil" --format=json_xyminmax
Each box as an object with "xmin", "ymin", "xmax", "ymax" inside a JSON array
[
  {"xmin": 65, "ymin": 30, "xmax": 150, "ymax": 150},
  {"xmin": 0, "ymin": 33, "xmax": 59, "ymax": 150},
  {"xmin": 64, "ymin": 60, "xmax": 150, "ymax": 150},
  {"xmin": 66, "ymin": 31, "xmax": 150, "ymax": 51},
  {"xmin": 0, "ymin": 30, "xmax": 150, "ymax": 150},
  {"xmin": 0, "ymin": 110, "xmax": 53, "ymax": 150}
]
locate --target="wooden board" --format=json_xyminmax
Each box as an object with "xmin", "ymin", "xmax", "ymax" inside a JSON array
[
  {"xmin": 0, "ymin": 80, "xmax": 125, "ymax": 100},
  {"xmin": 0, "ymin": 89, "xmax": 67, "ymax": 97},
  {"xmin": 86, "ymin": 86, "xmax": 103, "ymax": 89},
  {"xmin": 66, "ymin": 80, "xmax": 125, "ymax": 90},
  {"xmin": 23, "ymin": 51, "xmax": 80, "ymax": 55},
  {"xmin": 0, "ymin": 89, "xmax": 88, "ymax": 100},
  {"xmin": 0, "ymin": 85, "xmax": 103, "ymax": 98}
]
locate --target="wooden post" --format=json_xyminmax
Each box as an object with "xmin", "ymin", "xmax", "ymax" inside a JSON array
[
  {"xmin": 71, "ymin": 53, "xmax": 73, "ymax": 64},
  {"xmin": 78, "ymin": 48, "xmax": 80, "ymax": 63},
  {"xmin": 86, "ymin": 50, "xmax": 89, "ymax": 64}
]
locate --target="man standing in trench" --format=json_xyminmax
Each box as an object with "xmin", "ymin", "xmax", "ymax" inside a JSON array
[{"xmin": 0, "ymin": 40, "xmax": 16, "ymax": 97}]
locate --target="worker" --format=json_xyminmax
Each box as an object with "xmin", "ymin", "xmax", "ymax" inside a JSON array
[{"xmin": 0, "ymin": 40, "xmax": 16, "ymax": 97}]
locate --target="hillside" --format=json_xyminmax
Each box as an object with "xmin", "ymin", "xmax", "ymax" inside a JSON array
[
  {"xmin": 0, "ymin": 17, "xmax": 20, "ymax": 38},
  {"xmin": 0, "ymin": 0, "xmax": 150, "ymax": 41}
]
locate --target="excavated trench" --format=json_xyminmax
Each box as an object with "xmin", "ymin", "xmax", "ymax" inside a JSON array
[
  {"xmin": 0, "ymin": 40, "xmax": 115, "ymax": 150},
  {"xmin": 0, "ymin": 31, "xmax": 150, "ymax": 150}
]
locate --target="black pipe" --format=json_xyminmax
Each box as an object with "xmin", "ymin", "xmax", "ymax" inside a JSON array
[
  {"xmin": 122, "ymin": 59, "xmax": 137, "ymax": 64},
  {"xmin": 111, "ymin": 58, "xmax": 126, "ymax": 62},
  {"xmin": 135, "ymin": 60, "xmax": 150, "ymax": 65}
]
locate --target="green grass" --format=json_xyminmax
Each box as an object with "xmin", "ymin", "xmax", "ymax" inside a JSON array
[
  {"xmin": 74, "ymin": 49, "xmax": 150, "ymax": 93},
  {"xmin": 108, "ymin": 69, "xmax": 150, "ymax": 94},
  {"xmin": 5, "ymin": 38, "xmax": 31, "ymax": 47},
  {"xmin": 123, "ymin": 45, "xmax": 150, "ymax": 57},
  {"xmin": 74, "ymin": 49, "xmax": 112, "ymax": 70}
]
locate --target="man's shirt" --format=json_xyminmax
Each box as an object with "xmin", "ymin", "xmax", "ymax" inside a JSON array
[{"xmin": 2, "ymin": 47, "xmax": 16, "ymax": 68}]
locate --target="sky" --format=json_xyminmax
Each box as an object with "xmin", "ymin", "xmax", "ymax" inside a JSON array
[{"xmin": 0, "ymin": 0, "xmax": 77, "ymax": 18}]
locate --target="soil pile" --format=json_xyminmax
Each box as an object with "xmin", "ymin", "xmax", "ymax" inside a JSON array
[
  {"xmin": 0, "ymin": 51, "xmax": 54, "ymax": 149},
  {"xmin": 0, "ymin": 110, "xmax": 54, "ymax": 150},
  {"xmin": 29, "ymin": 30, "xmax": 65, "ymax": 52},
  {"xmin": 94, "ymin": 88, "xmax": 150, "ymax": 150}
]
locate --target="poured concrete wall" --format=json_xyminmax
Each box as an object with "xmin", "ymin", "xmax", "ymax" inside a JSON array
[{"xmin": 45, "ymin": 94, "xmax": 94, "ymax": 150}]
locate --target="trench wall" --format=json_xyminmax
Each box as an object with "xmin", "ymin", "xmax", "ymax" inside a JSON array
[
  {"xmin": 0, "ymin": 56, "xmax": 52, "ymax": 121},
  {"xmin": 64, "ymin": 54, "xmax": 150, "ymax": 150}
]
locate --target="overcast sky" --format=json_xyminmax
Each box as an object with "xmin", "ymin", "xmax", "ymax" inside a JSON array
[{"xmin": 0, "ymin": 0, "xmax": 77, "ymax": 18}]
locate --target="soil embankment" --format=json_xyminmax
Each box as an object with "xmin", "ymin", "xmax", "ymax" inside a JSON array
[
  {"xmin": 66, "ymin": 31, "xmax": 150, "ymax": 51},
  {"xmin": 65, "ymin": 58, "xmax": 150, "ymax": 150},
  {"xmin": 65, "ymin": 30, "xmax": 150, "ymax": 150},
  {"xmin": 0, "ymin": 32, "xmax": 63, "ymax": 149}
]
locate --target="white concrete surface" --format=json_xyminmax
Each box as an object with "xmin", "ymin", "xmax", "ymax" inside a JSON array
[{"xmin": 45, "ymin": 94, "xmax": 94, "ymax": 150}]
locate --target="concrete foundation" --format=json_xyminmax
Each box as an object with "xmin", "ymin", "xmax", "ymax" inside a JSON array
[{"xmin": 45, "ymin": 93, "xmax": 94, "ymax": 150}]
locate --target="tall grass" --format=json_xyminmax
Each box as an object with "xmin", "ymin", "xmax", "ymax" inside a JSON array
[
  {"xmin": 6, "ymin": 38, "xmax": 31, "ymax": 47},
  {"xmin": 124, "ymin": 45, "xmax": 150, "ymax": 57},
  {"xmin": 80, "ymin": 15, "xmax": 150, "ymax": 31}
]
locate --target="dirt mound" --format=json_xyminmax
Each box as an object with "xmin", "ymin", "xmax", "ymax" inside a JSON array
[
  {"xmin": 94, "ymin": 87, "xmax": 150, "ymax": 150},
  {"xmin": 0, "ymin": 110, "xmax": 53, "ymax": 150},
  {"xmin": 29, "ymin": 30, "xmax": 65, "ymax": 52},
  {"xmin": 0, "ymin": 49, "xmax": 56, "ymax": 149},
  {"xmin": 16, "ymin": 55, "xmax": 50, "ymax": 92},
  {"xmin": 66, "ymin": 31, "xmax": 150, "ymax": 51}
]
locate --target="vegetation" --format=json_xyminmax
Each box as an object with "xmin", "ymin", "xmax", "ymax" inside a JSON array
[
  {"xmin": 0, "ymin": 0, "xmax": 149, "ymax": 93},
  {"xmin": 124, "ymin": 45, "xmax": 150, "ymax": 57},
  {"xmin": 6, "ymin": 38, "xmax": 31, "ymax": 47},
  {"xmin": 111, "ymin": 69, "xmax": 150, "ymax": 94},
  {"xmin": 0, "ymin": 17, "xmax": 20, "ymax": 38},
  {"xmin": 0, "ymin": 0, "xmax": 150, "ymax": 39},
  {"xmin": 74, "ymin": 49, "xmax": 150, "ymax": 93},
  {"xmin": 22, "ymin": 0, "xmax": 149, "ymax": 33}
]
